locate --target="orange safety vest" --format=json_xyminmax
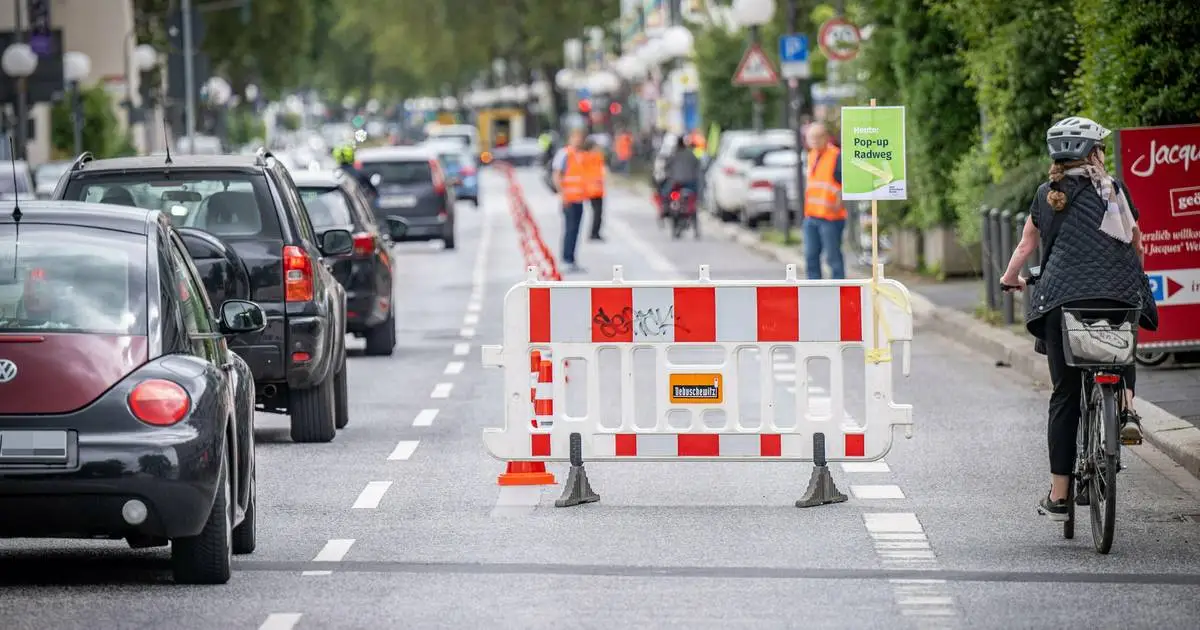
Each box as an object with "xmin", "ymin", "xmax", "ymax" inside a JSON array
[
  {"xmin": 689, "ymin": 132, "xmax": 706, "ymax": 151},
  {"xmin": 804, "ymin": 146, "xmax": 846, "ymax": 221},
  {"xmin": 559, "ymin": 148, "xmax": 590, "ymax": 203},
  {"xmin": 583, "ymin": 149, "xmax": 605, "ymax": 199},
  {"xmin": 615, "ymin": 134, "xmax": 633, "ymax": 160}
]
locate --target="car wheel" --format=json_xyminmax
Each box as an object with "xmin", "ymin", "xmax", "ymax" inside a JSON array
[
  {"xmin": 364, "ymin": 314, "xmax": 396, "ymax": 356},
  {"xmin": 333, "ymin": 363, "xmax": 350, "ymax": 429},
  {"xmin": 171, "ymin": 452, "xmax": 232, "ymax": 584},
  {"xmin": 231, "ymin": 465, "xmax": 256, "ymax": 555},
  {"xmin": 443, "ymin": 230, "xmax": 456, "ymax": 250},
  {"xmin": 289, "ymin": 375, "xmax": 337, "ymax": 443}
]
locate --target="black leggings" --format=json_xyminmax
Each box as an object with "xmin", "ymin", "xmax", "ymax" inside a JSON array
[{"xmin": 1043, "ymin": 301, "xmax": 1137, "ymax": 476}]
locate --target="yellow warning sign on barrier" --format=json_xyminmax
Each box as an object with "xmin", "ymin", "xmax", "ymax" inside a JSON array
[{"xmin": 669, "ymin": 373, "xmax": 723, "ymax": 404}]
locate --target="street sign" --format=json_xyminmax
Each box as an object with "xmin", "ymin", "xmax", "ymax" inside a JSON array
[
  {"xmin": 840, "ymin": 106, "xmax": 907, "ymax": 201},
  {"xmin": 818, "ymin": 18, "xmax": 862, "ymax": 62},
  {"xmin": 778, "ymin": 33, "xmax": 811, "ymax": 80},
  {"xmin": 732, "ymin": 44, "xmax": 779, "ymax": 87}
]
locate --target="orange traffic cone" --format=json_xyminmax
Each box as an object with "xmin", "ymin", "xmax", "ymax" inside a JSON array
[{"xmin": 497, "ymin": 461, "xmax": 556, "ymax": 486}]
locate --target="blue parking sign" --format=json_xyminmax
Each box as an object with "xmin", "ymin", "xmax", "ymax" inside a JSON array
[
  {"xmin": 779, "ymin": 34, "xmax": 809, "ymax": 62},
  {"xmin": 1147, "ymin": 274, "xmax": 1166, "ymax": 302}
]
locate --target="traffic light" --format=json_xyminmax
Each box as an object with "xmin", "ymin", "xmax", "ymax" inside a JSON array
[
  {"xmin": 608, "ymin": 102, "xmax": 622, "ymax": 116},
  {"xmin": 577, "ymin": 98, "xmax": 592, "ymax": 114}
]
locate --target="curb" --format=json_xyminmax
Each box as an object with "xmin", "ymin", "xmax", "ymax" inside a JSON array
[{"xmin": 616, "ymin": 176, "xmax": 1200, "ymax": 479}]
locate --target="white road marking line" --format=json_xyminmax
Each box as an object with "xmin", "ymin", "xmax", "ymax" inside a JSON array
[
  {"xmin": 258, "ymin": 613, "xmax": 303, "ymax": 630},
  {"xmin": 863, "ymin": 512, "xmax": 923, "ymax": 533},
  {"xmin": 444, "ymin": 361, "xmax": 465, "ymax": 375},
  {"xmin": 896, "ymin": 596, "xmax": 957, "ymax": 606},
  {"xmin": 352, "ymin": 481, "xmax": 393, "ymax": 509},
  {"xmin": 468, "ymin": 302, "xmax": 482, "ymax": 313},
  {"xmin": 870, "ymin": 532, "xmax": 927, "ymax": 541},
  {"xmin": 842, "ymin": 461, "xmax": 892, "ymax": 473},
  {"xmin": 412, "ymin": 409, "xmax": 439, "ymax": 427},
  {"xmin": 388, "ymin": 440, "xmax": 420, "ymax": 460},
  {"xmin": 851, "ymin": 484, "xmax": 906, "ymax": 500},
  {"xmin": 453, "ymin": 342, "xmax": 470, "ymax": 356},
  {"xmin": 463, "ymin": 313, "xmax": 480, "ymax": 326},
  {"xmin": 302, "ymin": 570, "xmax": 332, "ymax": 576},
  {"xmin": 431, "ymin": 383, "xmax": 453, "ymax": 398},
  {"xmin": 873, "ymin": 541, "xmax": 932, "ymax": 550},
  {"xmin": 312, "ymin": 538, "xmax": 355, "ymax": 562},
  {"xmin": 889, "ymin": 579, "xmax": 947, "ymax": 584},
  {"xmin": 460, "ymin": 327, "xmax": 476, "ymax": 338},
  {"xmin": 607, "ymin": 218, "xmax": 683, "ymax": 277}
]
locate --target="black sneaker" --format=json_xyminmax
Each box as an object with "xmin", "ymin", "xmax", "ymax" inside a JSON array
[
  {"xmin": 1037, "ymin": 493, "xmax": 1069, "ymax": 522},
  {"xmin": 1120, "ymin": 410, "xmax": 1143, "ymax": 445}
]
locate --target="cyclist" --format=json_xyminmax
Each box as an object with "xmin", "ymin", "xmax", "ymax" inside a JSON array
[
  {"xmin": 663, "ymin": 136, "xmax": 701, "ymax": 200},
  {"xmin": 333, "ymin": 145, "xmax": 378, "ymax": 202},
  {"xmin": 999, "ymin": 116, "xmax": 1159, "ymax": 521}
]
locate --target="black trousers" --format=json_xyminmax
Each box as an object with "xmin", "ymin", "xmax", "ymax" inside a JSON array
[
  {"xmin": 1043, "ymin": 300, "xmax": 1138, "ymax": 475},
  {"xmin": 587, "ymin": 196, "xmax": 604, "ymax": 239}
]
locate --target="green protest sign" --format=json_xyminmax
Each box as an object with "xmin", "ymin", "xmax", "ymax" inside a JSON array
[{"xmin": 840, "ymin": 106, "xmax": 907, "ymax": 201}]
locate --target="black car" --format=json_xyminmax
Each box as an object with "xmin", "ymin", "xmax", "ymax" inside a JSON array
[
  {"xmin": 54, "ymin": 151, "xmax": 355, "ymax": 443},
  {"xmin": 0, "ymin": 200, "xmax": 266, "ymax": 584},
  {"xmin": 291, "ymin": 170, "xmax": 401, "ymax": 356},
  {"xmin": 356, "ymin": 145, "xmax": 457, "ymax": 249}
]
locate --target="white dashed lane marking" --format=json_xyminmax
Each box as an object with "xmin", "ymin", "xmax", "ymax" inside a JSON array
[
  {"xmin": 388, "ymin": 440, "xmax": 420, "ymax": 460},
  {"xmin": 258, "ymin": 613, "xmax": 303, "ymax": 630},
  {"xmin": 304, "ymin": 538, "xmax": 355, "ymax": 575},
  {"xmin": 444, "ymin": 361, "xmax": 465, "ymax": 375},
  {"xmin": 463, "ymin": 313, "xmax": 479, "ymax": 326},
  {"xmin": 412, "ymin": 409, "xmax": 439, "ymax": 427},
  {"xmin": 467, "ymin": 301, "xmax": 482, "ymax": 313},
  {"xmin": 850, "ymin": 484, "xmax": 906, "ymax": 500},
  {"xmin": 351, "ymin": 481, "xmax": 393, "ymax": 509},
  {"xmin": 460, "ymin": 327, "xmax": 476, "ymax": 339},
  {"xmin": 430, "ymin": 383, "xmax": 453, "ymax": 398},
  {"xmin": 453, "ymin": 343, "xmax": 470, "ymax": 356}
]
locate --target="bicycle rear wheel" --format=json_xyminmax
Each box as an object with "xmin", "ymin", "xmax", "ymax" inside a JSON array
[{"xmin": 1089, "ymin": 384, "xmax": 1119, "ymax": 554}]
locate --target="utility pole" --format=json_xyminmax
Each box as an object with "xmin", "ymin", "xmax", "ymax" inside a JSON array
[
  {"xmin": 13, "ymin": 0, "xmax": 27, "ymax": 161},
  {"xmin": 182, "ymin": 0, "xmax": 196, "ymax": 154},
  {"xmin": 787, "ymin": 0, "xmax": 806, "ymax": 226}
]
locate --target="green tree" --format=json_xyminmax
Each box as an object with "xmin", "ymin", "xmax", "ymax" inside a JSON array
[
  {"xmin": 695, "ymin": 24, "xmax": 784, "ymax": 131},
  {"xmin": 51, "ymin": 86, "xmax": 136, "ymax": 158},
  {"xmin": 201, "ymin": 0, "xmax": 316, "ymax": 96}
]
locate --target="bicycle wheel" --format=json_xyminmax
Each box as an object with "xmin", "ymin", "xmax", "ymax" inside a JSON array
[
  {"xmin": 1064, "ymin": 474, "xmax": 1075, "ymax": 539},
  {"xmin": 1089, "ymin": 384, "xmax": 1119, "ymax": 554}
]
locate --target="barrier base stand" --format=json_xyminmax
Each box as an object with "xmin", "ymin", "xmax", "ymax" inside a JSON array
[
  {"xmin": 497, "ymin": 462, "xmax": 556, "ymax": 486},
  {"xmin": 555, "ymin": 432, "xmax": 600, "ymax": 508},
  {"xmin": 795, "ymin": 432, "xmax": 847, "ymax": 508},
  {"xmin": 795, "ymin": 464, "xmax": 847, "ymax": 508}
]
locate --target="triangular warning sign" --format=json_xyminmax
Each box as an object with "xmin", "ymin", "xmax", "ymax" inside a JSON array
[{"xmin": 732, "ymin": 44, "xmax": 779, "ymax": 86}]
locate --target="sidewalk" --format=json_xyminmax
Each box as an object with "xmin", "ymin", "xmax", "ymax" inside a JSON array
[{"xmin": 615, "ymin": 175, "xmax": 1200, "ymax": 479}]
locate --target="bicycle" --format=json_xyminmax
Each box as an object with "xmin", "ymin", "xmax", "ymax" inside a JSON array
[{"xmin": 1002, "ymin": 269, "xmax": 1140, "ymax": 554}]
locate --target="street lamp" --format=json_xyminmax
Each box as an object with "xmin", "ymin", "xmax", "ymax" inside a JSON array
[
  {"xmin": 731, "ymin": 0, "xmax": 776, "ymax": 131},
  {"xmin": 588, "ymin": 71, "xmax": 620, "ymax": 95},
  {"xmin": 134, "ymin": 44, "xmax": 158, "ymax": 73},
  {"xmin": 64, "ymin": 52, "xmax": 92, "ymax": 156},
  {"xmin": 2, "ymin": 43, "xmax": 38, "ymax": 160},
  {"xmin": 245, "ymin": 83, "xmax": 259, "ymax": 103},
  {"xmin": 662, "ymin": 26, "xmax": 695, "ymax": 59},
  {"xmin": 514, "ymin": 85, "xmax": 530, "ymax": 104},
  {"xmin": 204, "ymin": 76, "xmax": 231, "ymax": 152},
  {"xmin": 555, "ymin": 69, "xmax": 576, "ymax": 92},
  {"xmin": 442, "ymin": 96, "xmax": 457, "ymax": 111},
  {"xmin": 366, "ymin": 98, "xmax": 381, "ymax": 115}
]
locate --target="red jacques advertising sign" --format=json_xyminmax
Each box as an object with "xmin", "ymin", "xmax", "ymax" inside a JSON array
[{"xmin": 1118, "ymin": 123, "xmax": 1200, "ymax": 348}]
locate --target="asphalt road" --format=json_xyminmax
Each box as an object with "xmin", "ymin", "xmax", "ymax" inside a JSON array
[{"xmin": 2, "ymin": 167, "xmax": 1200, "ymax": 629}]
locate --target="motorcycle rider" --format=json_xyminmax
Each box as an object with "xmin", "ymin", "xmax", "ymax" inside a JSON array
[
  {"xmin": 663, "ymin": 136, "xmax": 702, "ymax": 209},
  {"xmin": 333, "ymin": 145, "xmax": 379, "ymax": 202}
]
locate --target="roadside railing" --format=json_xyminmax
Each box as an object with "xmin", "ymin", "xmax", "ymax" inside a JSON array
[{"xmin": 980, "ymin": 206, "xmax": 1041, "ymax": 325}]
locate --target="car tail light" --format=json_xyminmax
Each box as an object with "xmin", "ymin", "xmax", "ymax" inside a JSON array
[
  {"xmin": 283, "ymin": 245, "xmax": 314, "ymax": 302},
  {"xmin": 430, "ymin": 159, "xmax": 446, "ymax": 194},
  {"xmin": 751, "ymin": 180, "xmax": 773, "ymax": 189},
  {"xmin": 353, "ymin": 160, "xmax": 363, "ymax": 169},
  {"xmin": 461, "ymin": 165, "xmax": 476, "ymax": 176},
  {"xmin": 722, "ymin": 166, "xmax": 737, "ymax": 176},
  {"xmin": 670, "ymin": 190, "xmax": 681, "ymax": 201},
  {"xmin": 352, "ymin": 232, "xmax": 375, "ymax": 257},
  {"xmin": 129, "ymin": 379, "xmax": 191, "ymax": 426}
]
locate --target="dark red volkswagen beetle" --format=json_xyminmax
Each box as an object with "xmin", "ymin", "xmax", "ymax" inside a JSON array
[{"xmin": 0, "ymin": 200, "xmax": 264, "ymax": 584}]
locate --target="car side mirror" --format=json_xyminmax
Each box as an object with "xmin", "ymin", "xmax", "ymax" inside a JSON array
[
  {"xmin": 385, "ymin": 216, "xmax": 409, "ymax": 241},
  {"xmin": 319, "ymin": 229, "xmax": 354, "ymax": 256},
  {"xmin": 218, "ymin": 299, "xmax": 266, "ymax": 335},
  {"xmin": 369, "ymin": 173, "xmax": 383, "ymax": 187}
]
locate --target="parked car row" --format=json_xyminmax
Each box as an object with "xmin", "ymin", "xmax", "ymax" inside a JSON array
[
  {"xmin": 701, "ymin": 128, "xmax": 802, "ymax": 228},
  {"xmin": 0, "ymin": 147, "xmax": 412, "ymax": 585}
]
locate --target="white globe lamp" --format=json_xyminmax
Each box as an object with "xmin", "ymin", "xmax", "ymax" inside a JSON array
[
  {"xmin": 245, "ymin": 83, "xmax": 260, "ymax": 102},
  {"xmin": 662, "ymin": 26, "xmax": 694, "ymax": 59},
  {"xmin": 63, "ymin": 51, "xmax": 92, "ymax": 84},
  {"xmin": 133, "ymin": 44, "xmax": 158, "ymax": 72},
  {"xmin": 366, "ymin": 98, "xmax": 381, "ymax": 114},
  {"xmin": 732, "ymin": 0, "xmax": 776, "ymax": 27},
  {"xmin": 442, "ymin": 96, "xmax": 457, "ymax": 110},
  {"xmin": 1, "ymin": 43, "xmax": 37, "ymax": 78},
  {"xmin": 555, "ymin": 68, "xmax": 575, "ymax": 90},
  {"xmin": 514, "ymin": 84, "xmax": 530, "ymax": 103},
  {"xmin": 588, "ymin": 71, "xmax": 620, "ymax": 95}
]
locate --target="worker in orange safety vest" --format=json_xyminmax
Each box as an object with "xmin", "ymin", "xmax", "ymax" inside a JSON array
[
  {"xmin": 552, "ymin": 128, "xmax": 590, "ymax": 273},
  {"xmin": 582, "ymin": 137, "xmax": 607, "ymax": 242},
  {"xmin": 802, "ymin": 122, "xmax": 847, "ymax": 280}
]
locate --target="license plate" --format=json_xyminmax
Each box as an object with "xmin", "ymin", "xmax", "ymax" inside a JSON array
[
  {"xmin": 0, "ymin": 430, "xmax": 69, "ymax": 462},
  {"xmin": 380, "ymin": 195, "xmax": 417, "ymax": 208}
]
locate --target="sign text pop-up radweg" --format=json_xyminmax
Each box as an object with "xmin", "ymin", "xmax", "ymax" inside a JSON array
[{"xmin": 840, "ymin": 106, "xmax": 907, "ymax": 201}]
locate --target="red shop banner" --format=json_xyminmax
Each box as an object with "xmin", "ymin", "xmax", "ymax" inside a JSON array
[{"xmin": 1117, "ymin": 123, "xmax": 1200, "ymax": 349}]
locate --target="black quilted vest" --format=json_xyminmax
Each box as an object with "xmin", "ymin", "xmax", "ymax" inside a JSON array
[{"xmin": 1025, "ymin": 176, "xmax": 1159, "ymax": 339}]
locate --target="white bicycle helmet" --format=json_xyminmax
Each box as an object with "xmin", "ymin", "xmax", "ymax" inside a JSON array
[{"xmin": 1046, "ymin": 116, "xmax": 1111, "ymax": 161}]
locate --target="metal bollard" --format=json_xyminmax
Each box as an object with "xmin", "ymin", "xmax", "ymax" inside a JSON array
[
  {"xmin": 989, "ymin": 208, "xmax": 1004, "ymax": 310},
  {"xmin": 772, "ymin": 182, "xmax": 792, "ymax": 244},
  {"xmin": 999, "ymin": 209, "xmax": 1015, "ymax": 324},
  {"xmin": 980, "ymin": 206, "xmax": 995, "ymax": 310}
]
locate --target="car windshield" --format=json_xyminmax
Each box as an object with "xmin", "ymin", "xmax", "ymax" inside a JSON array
[
  {"xmin": 736, "ymin": 143, "xmax": 793, "ymax": 161},
  {"xmin": 297, "ymin": 186, "xmax": 355, "ymax": 228},
  {"xmin": 430, "ymin": 134, "xmax": 471, "ymax": 148},
  {"xmin": 61, "ymin": 173, "xmax": 282, "ymax": 238},
  {"xmin": 437, "ymin": 153, "xmax": 463, "ymax": 170},
  {"xmin": 358, "ymin": 160, "xmax": 432, "ymax": 185},
  {"xmin": 0, "ymin": 224, "xmax": 147, "ymax": 335}
]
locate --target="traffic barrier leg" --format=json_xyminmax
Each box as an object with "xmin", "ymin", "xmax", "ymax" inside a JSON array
[
  {"xmin": 555, "ymin": 432, "xmax": 600, "ymax": 508},
  {"xmin": 795, "ymin": 433, "xmax": 848, "ymax": 508}
]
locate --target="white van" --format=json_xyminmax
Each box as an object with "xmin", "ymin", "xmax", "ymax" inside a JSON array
[{"xmin": 426, "ymin": 124, "xmax": 479, "ymax": 155}]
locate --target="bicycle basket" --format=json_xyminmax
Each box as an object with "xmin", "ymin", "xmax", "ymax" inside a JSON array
[{"xmin": 1060, "ymin": 307, "xmax": 1139, "ymax": 368}]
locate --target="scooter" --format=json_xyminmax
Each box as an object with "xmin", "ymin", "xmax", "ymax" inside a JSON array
[{"xmin": 666, "ymin": 185, "xmax": 700, "ymax": 240}]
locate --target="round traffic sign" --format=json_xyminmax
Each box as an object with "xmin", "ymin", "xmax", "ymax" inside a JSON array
[{"xmin": 818, "ymin": 18, "xmax": 862, "ymax": 62}]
